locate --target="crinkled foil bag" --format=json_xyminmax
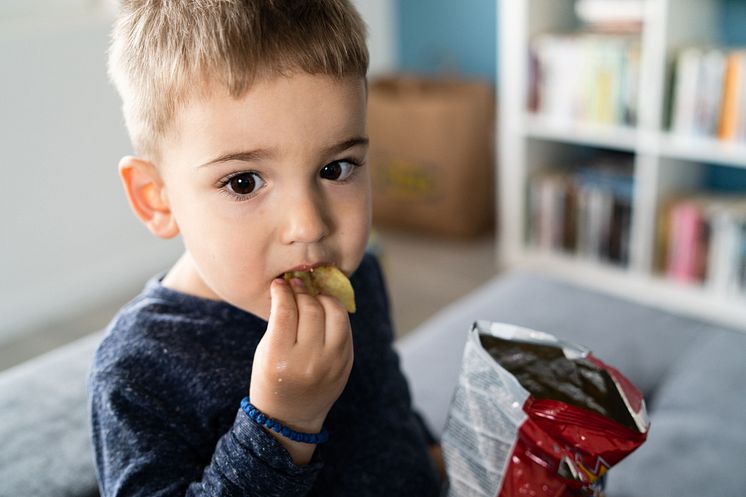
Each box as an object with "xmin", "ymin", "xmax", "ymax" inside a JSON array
[{"xmin": 441, "ymin": 321, "xmax": 649, "ymax": 497}]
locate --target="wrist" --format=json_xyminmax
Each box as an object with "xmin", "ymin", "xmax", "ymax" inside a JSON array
[
  {"xmin": 241, "ymin": 397, "xmax": 329, "ymax": 444},
  {"xmin": 248, "ymin": 391, "xmax": 327, "ymax": 434},
  {"xmin": 241, "ymin": 396, "xmax": 328, "ymax": 466}
]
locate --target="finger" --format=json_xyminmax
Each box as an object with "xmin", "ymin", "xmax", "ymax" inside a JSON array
[
  {"xmin": 290, "ymin": 278, "xmax": 326, "ymax": 347},
  {"xmin": 266, "ymin": 278, "xmax": 298, "ymax": 347},
  {"xmin": 288, "ymin": 276, "xmax": 309, "ymax": 295},
  {"xmin": 318, "ymin": 294, "xmax": 352, "ymax": 352}
]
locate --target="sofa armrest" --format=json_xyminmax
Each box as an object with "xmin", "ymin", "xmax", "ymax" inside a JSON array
[{"xmin": 0, "ymin": 332, "xmax": 101, "ymax": 497}]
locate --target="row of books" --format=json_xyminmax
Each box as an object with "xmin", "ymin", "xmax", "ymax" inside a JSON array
[
  {"xmin": 657, "ymin": 195, "xmax": 746, "ymax": 295},
  {"xmin": 529, "ymin": 33, "xmax": 641, "ymax": 126},
  {"xmin": 671, "ymin": 47, "xmax": 746, "ymax": 143},
  {"xmin": 528, "ymin": 160, "xmax": 634, "ymax": 266}
]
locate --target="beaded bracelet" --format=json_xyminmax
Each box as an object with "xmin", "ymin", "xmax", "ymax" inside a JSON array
[{"xmin": 240, "ymin": 396, "xmax": 330, "ymax": 444}]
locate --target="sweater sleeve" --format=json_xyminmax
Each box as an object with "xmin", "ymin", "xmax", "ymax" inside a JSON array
[
  {"xmin": 89, "ymin": 367, "xmax": 322, "ymax": 497},
  {"xmin": 412, "ymin": 409, "xmax": 438, "ymax": 446}
]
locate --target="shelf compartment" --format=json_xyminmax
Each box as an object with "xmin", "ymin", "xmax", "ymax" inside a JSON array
[{"xmin": 525, "ymin": 151, "xmax": 636, "ymax": 268}]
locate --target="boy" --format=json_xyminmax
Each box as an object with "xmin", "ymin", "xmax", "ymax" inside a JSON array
[{"xmin": 88, "ymin": 0, "xmax": 441, "ymax": 495}]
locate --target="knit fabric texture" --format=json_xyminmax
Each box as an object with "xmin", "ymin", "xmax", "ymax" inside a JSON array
[{"xmin": 88, "ymin": 253, "xmax": 440, "ymax": 496}]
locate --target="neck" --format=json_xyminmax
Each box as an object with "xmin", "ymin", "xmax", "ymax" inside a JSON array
[{"xmin": 162, "ymin": 252, "xmax": 221, "ymax": 302}]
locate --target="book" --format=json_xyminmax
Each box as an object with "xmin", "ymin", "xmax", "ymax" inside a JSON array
[
  {"xmin": 738, "ymin": 52, "xmax": 746, "ymax": 141},
  {"xmin": 622, "ymin": 42, "xmax": 641, "ymax": 125},
  {"xmin": 738, "ymin": 224, "xmax": 746, "ymax": 293},
  {"xmin": 696, "ymin": 49, "xmax": 726, "ymax": 137},
  {"xmin": 706, "ymin": 206, "xmax": 741, "ymax": 293},
  {"xmin": 671, "ymin": 48, "xmax": 702, "ymax": 137},
  {"xmin": 665, "ymin": 202, "xmax": 709, "ymax": 283},
  {"xmin": 718, "ymin": 51, "xmax": 744, "ymax": 141},
  {"xmin": 585, "ymin": 186, "xmax": 613, "ymax": 261}
]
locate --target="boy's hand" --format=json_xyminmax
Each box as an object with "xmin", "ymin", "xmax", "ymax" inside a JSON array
[
  {"xmin": 249, "ymin": 277, "xmax": 354, "ymax": 465},
  {"xmin": 430, "ymin": 443, "xmax": 445, "ymax": 482}
]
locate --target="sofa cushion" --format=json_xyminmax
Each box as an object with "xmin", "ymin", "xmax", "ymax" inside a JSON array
[
  {"xmin": 605, "ymin": 328, "xmax": 746, "ymax": 497},
  {"xmin": 0, "ymin": 332, "xmax": 101, "ymax": 497}
]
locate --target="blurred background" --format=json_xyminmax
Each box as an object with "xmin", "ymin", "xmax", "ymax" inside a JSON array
[{"xmin": 2, "ymin": 0, "xmax": 746, "ymax": 371}]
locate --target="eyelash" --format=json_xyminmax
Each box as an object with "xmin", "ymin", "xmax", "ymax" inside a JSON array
[
  {"xmin": 323, "ymin": 158, "xmax": 363, "ymax": 183},
  {"xmin": 216, "ymin": 158, "xmax": 364, "ymax": 201},
  {"xmin": 216, "ymin": 171, "xmax": 265, "ymax": 201}
]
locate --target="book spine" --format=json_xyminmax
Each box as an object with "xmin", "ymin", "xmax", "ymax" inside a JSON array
[
  {"xmin": 666, "ymin": 202, "xmax": 705, "ymax": 283},
  {"xmin": 739, "ymin": 223, "xmax": 746, "ymax": 293},
  {"xmin": 718, "ymin": 51, "xmax": 743, "ymax": 141},
  {"xmin": 698, "ymin": 50, "xmax": 726, "ymax": 137},
  {"xmin": 538, "ymin": 177, "xmax": 556, "ymax": 251},
  {"xmin": 671, "ymin": 48, "xmax": 701, "ymax": 137},
  {"xmin": 623, "ymin": 42, "xmax": 640, "ymax": 125},
  {"xmin": 738, "ymin": 52, "xmax": 746, "ymax": 142},
  {"xmin": 528, "ymin": 179, "xmax": 540, "ymax": 247},
  {"xmin": 576, "ymin": 186, "xmax": 591, "ymax": 258}
]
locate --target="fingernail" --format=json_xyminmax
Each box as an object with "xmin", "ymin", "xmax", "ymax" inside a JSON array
[
  {"xmin": 273, "ymin": 277, "xmax": 286, "ymax": 286},
  {"xmin": 290, "ymin": 277, "xmax": 305, "ymax": 290}
]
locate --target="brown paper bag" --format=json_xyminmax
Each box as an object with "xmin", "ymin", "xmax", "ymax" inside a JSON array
[{"xmin": 367, "ymin": 76, "xmax": 495, "ymax": 238}]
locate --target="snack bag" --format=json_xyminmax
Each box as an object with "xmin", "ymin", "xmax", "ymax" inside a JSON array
[{"xmin": 441, "ymin": 321, "xmax": 649, "ymax": 497}]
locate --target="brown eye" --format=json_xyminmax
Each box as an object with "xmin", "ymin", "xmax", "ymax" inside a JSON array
[
  {"xmin": 227, "ymin": 172, "xmax": 264, "ymax": 196},
  {"xmin": 320, "ymin": 160, "xmax": 356, "ymax": 181}
]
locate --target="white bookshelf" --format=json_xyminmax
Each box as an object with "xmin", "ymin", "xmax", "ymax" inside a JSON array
[{"xmin": 497, "ymin": 0, "xmax": 746, "ymax": 331}]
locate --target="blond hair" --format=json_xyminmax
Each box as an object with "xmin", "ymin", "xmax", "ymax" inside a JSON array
[{"xmin": 108, "ymin": 0, "xmax": 369, "ymax": 161}]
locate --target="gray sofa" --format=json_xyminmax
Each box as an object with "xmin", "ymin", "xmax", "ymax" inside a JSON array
[{"xmin": 2, "ymin": 271, "xmax": 745, "ymax": 496}]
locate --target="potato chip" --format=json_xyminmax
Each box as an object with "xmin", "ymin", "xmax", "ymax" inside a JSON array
[{"xmin": 283, "ymin": 266, "xmax": 356, "ymax": 313}]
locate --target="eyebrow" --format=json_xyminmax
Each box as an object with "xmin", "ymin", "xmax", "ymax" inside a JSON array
[
  {"xmin": 196, "ymin": 136, "xmax": 369, "ymax": 169},
  {"xmin": 325, "ymin": 136, "xmax": 369, "ymax": 156}
]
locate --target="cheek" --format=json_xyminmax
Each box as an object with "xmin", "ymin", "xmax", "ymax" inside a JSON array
[
  {"xmin": 357, "ymin": 175, "xmax": 373, "ymax": 228},
  {"xmin": 337, "ymin": 183, "xmax": 372, "ymax": 249},
  {"xmin": 170, "ymin": 186, "xmax": 262, "ymax": 275}
]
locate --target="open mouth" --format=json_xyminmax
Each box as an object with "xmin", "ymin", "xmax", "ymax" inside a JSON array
[{"xmin": 277, "ymin": 262, "xmax": 332, "ymax": 280}]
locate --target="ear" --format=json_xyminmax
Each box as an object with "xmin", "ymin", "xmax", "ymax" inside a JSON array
[{"xmin": 118, "ymin": 156, "xmax": 179, "ymax": 239}]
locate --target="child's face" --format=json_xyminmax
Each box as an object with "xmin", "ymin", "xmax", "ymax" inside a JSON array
[{"xmin": 158, "ymin": 73, "xmax": 371, "ymax": 320}]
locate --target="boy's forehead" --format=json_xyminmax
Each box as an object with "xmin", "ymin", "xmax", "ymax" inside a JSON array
[{"xmin": 163, "ymin": 74, "xmax": 367, "ymax": 165}]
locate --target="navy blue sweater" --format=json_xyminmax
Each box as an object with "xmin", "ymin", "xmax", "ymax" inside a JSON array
[{"xmin": 88, "ymin": 253, "xmax": 440, "ymax": 496}]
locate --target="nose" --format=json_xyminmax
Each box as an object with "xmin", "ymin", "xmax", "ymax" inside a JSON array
[{"xmin": 279, "ymin": 187, "xmax": 330, "ymax": 245}]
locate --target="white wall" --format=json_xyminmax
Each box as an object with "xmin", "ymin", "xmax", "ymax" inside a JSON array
[
  {"xmin": 0, "ymin": 2, "xmax": 396, "ymax": 343},
  {"xmin": 0, "ymin": 14, "xmax": 182, "ymax": 342},
  {"xmin": 353, "ymin": 0, "xmax": 397, "ymax": 76}
]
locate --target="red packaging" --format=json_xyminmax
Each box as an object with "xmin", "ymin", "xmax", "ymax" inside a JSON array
[{"xmin": 441, "ymin": 322, "xmax": 649, "ymax": 497}]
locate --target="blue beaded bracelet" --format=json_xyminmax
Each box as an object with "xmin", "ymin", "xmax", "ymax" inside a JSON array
[{"xmin": 240, "ymin": 397, "xmax": 329, "ymax": 444}]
